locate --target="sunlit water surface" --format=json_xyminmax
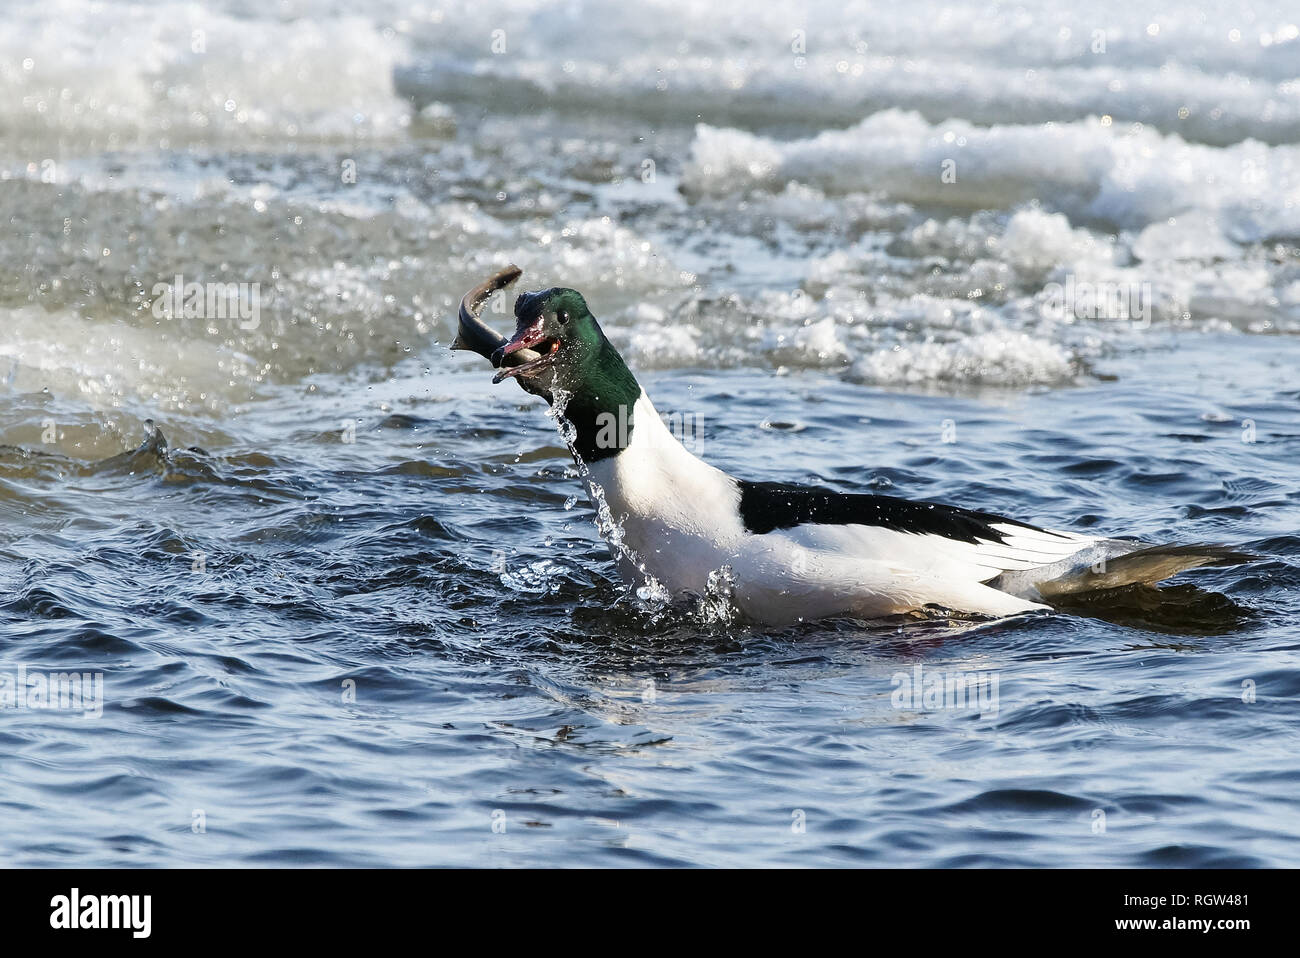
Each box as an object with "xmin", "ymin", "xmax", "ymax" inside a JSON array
[{"xmin": 1, "ymin": 0, "xmax": 1298, "ymax": 866}]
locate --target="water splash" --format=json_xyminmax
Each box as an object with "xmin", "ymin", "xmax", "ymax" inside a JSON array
[
  {"xmin": 499, "ymin": 558, "xmax": 567, "ymax": 595},
  {"xmin": 545, "ymin": 385, "xmax": 672, "ymax": 612},
  {"xmin": 694, "ymin": 565, "xmax": 741, "ymax": 627}
]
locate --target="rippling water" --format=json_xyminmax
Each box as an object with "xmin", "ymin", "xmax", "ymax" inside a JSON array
[{"xmin": 1, "ymin": 0, "xmax": 1298, "ymax": 867}]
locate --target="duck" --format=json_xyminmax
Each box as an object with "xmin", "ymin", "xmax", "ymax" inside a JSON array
[{"xmin": 453, "ymin": 267, "xmax": 1254, "ymax": 624}]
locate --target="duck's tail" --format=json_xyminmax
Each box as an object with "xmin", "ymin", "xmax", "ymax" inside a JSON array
[
  {"xmin": 1034, "ymin": 543, "xmax": 1256, "ymax": 598},
  {"xmin": 988, "ymin": 541, "xmax": 1256, "ymax": 601}
]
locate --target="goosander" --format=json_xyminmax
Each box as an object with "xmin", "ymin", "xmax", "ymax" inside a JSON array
[{"xmin": 453, "ymin": 268, "xmax": 1253, "ymax": 624}]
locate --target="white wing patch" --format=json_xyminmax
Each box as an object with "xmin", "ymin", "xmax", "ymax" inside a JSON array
[
  {"xmin": 774, "ymin": 520, "xmax": 1098, "ymax": 588},
  {"xmin": 966, "ymin": 523, "xmax": 1099, "ymax": 579}
]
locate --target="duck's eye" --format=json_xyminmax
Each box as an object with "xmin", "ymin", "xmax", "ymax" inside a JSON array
[{"xmin": 557, "ymin": 310, "xmax": 569, "ymax": 325}]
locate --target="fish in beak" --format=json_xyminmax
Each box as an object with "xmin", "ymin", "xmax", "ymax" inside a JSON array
[
  {"xmin": 491, "ymin": 316, "xmax": 561, "ymax": 383},
  {"xmin": 452, "ymin": 265, "xmax": 553, "ymax": 401}
]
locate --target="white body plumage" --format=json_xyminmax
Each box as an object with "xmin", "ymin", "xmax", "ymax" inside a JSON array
[{"xmin": 584, "ymin": 390, "xmax": 1211, "ymax": 623}]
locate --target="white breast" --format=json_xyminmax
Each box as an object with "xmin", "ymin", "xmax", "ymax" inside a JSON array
[{"xmin": 583, "ymin": 391, "xmax": 745, "ymax": 593}]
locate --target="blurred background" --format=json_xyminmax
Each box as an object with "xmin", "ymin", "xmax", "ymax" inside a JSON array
[{"xmin": 2, "ymin": 0, "xmax": 1297, "ymax": 450}]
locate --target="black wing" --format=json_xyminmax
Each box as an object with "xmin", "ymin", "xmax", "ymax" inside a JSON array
[{"xmin": 735, "ymin": 480, "xmax": 1064, "ymax": 545}]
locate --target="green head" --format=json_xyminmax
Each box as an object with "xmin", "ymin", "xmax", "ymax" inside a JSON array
[{"xmin": 492, "ymin": 287, "xmax": 641, "ymax": 461}]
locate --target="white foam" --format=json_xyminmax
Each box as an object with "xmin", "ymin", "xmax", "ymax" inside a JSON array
[
  {"xmin": 683, "ymin": 110, "xmax": 1300, "ymax": 242},
  {"xmin": 4, "ymin": 0, "xmax": 1295, "ymax": 400},
  {"xmin": 0, "ymin": 0, "xmax": 411, "ymax": 142},
  {"xmin": 0, "ymin": 305, "xmax": 262, "ymax": 415},
  {"xmin": 9, "ymin": 0, "xmax": 1297, "ymax": 146},
  {"xmin": 1132, "ymin": 211, "xmax": 1242, "ymax": 262},
  {"xmin": 400, "ymin": 0, "xmax": 1300, "ymax": 144},
  {"xmin": 1000, "ymin": 209, "xmax": 1116, "ymax": 272},
  {"xmin": 848, "ymin": 330, "xmax": 1078, "ymax": 388}
]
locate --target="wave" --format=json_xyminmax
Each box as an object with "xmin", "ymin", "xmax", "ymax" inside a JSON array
[
  {"xmin": 4, "ymin": 0, "xmax": 1297, "ymax": 145},
  {"xmin": 0, "ymin": 0, "xmax": 411, "ymax": 143},
  {"xmin": 683, "ymin": 110, "xmax": 1300, "ymax": 242}
]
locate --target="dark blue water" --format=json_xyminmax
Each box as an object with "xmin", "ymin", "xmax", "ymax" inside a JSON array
[
  {"xmin": 2, "ymin": 0, "xmax": 1299, "ymax": 866},
  {"xmin": 1, "ymin": 331, "xmax": 1296, "ymax": 867}
]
